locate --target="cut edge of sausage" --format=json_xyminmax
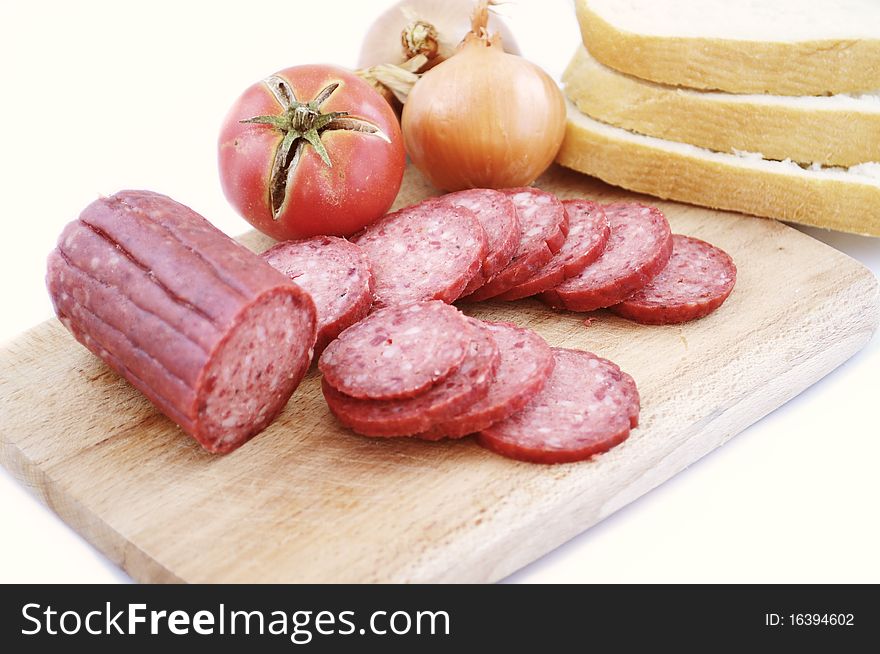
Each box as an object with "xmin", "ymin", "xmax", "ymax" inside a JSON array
[
  {"xmin": 475, "ymin": 348, "xmax": 640, "ymax": 465},
  {"xmin": 610, "ymin": 234, "xmax": 737, "ymax": 325},
  {"xmin": 422, "ymin": 189, "xmax": 521, "ymax": 299},
  {"xmin": 261, "ymin": 236, "xmax": 374, "ymax": 355},
  {"xmin": 318, "ymin": 301, "xmax": 475, "ymax": 400},
  {"xmin": 415, "ymin": 321, "xmax": 555, "ymax": 440},
  {"xmin": 494, "ymin": 200, "xmax": 610, "ymax": 301},
  {"xmin": 321, "ymin": 319, "xmax": 500, "ymax": 437},
  {"xmin": 540, "ymin": 203, "xmax": 672, "ymax": 312},
  {"xmin": 461, "ymin": 187, "xmax": 568, "ymax": 302},
  {"xmin": 354, "ymin": 204, "xmax": 488, "ymax": 309},
  {"xmin": 196, "ymin": 286, "xmax": 316, "ymax": 452}
]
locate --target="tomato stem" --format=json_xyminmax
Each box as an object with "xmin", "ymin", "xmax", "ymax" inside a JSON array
[{"xmin": 241, "ymin": 79, "xmax": 390, "ymax": 219}]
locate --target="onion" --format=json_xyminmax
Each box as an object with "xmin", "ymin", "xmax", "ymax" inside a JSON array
[
  {"xmin": 401, "ymin": 2, "xmax": 566, "ymax": 191},
  {"xmin": 357, "ymin": 0, "xmax": 520, "ymax": 72}
]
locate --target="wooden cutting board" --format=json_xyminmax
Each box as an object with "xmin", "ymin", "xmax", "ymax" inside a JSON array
[{"xmin": 1, "ymin": 165, "xmax": 878, "ymax": 583}]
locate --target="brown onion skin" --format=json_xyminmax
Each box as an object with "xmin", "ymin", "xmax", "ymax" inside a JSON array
[{"xmin": 401, "ymin": 41, "xmax": 566, "ymax": 191}]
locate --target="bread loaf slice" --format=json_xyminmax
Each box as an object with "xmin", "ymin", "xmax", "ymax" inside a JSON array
[
  {"xmin": 576, "ymin": 0, "xmax": 880, "ymax": 96},
  {"xmin": 564, "ymin": 46, "xmax": 880, "ymax": 168},
  {"xmin": 558, "ymin": 102, "xmax": 880, "ymax": 236}
]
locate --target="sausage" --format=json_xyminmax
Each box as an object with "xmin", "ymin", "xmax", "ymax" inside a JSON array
[
  {"xmin": 463, "ymin": 188, "xmax": 568, "ymax": 301},
  {"xmin": 262, "ymin": 236, "xmax": 373, "ymax": 355},
  {"xmin": 46, "ymin": 190, "xmax": 317, "ymax": 453},
  {"xmin": 322, "ymin": 318, "xmax": 500, "ymax": 437},
  {"xmin": 476, "ymin": 348, "xmax": 640, "ymax": 464},
  {"xmin": 541, "ymin": 203, "xmax": 672, "ymax": 312},
  {"xmin": 319, "ymin": 301, "xmax": 474, "ymax": 400},
  {"xmin": 417, "ymin": 321, "xmax": 555, "ymax": 440},
  {"xmin": 421, "ymin": 189, "xmax": 521, "ymax": 298},
  {"xmin": 352, "ymin": 202, "xmax": 487, "ymax": 308},
  {"xmin": 610, "ymin": 234, "xmax": 736, "ymax": 324},
  {"xmin": 494, "ymin": 199, "xmax": 610, "ymax": 301}
]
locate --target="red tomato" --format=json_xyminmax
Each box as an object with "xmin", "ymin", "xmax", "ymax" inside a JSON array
[{"xmin": 218, "ymin": 65, "xmax": 405, "ymax": 240}]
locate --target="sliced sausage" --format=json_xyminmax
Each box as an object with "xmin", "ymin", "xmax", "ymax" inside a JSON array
[
  {"xmin": 319, "ymin": 301, "xmax": 474, "ymax": 400},
  {"xmin": 262, "ymin": 236, "xmax": 373, "ymax": 355},
  {"xmin": 322, "ymin": 318, "xmax": 500, "ymax": 437},
  {"xmin": 422, "ymin": 189, "xmax": 521, "ymax": 298},
  {"xmin": 463, "ymin": 188, "xmax": 568, "ymax": 302},
  {"xmin": 476, "ymin": 348, "xmax": 639, "ymax": 464},
  {"xmin": 417, "ymin": 321, "xmax": 555, "ymax": 440},
  {"xmin": 494, "ymin": 200, "xmax": 610, "ymax": 301},
  {"xmin": 352, "ymin": 202, "xmax": 487, "ymax": 308},
  {"xmin": 541, "ymin": 203, "xmax": 672, "ymax": 312},
  {"xmin": 46, "ymin": 190, "xmax": 317, "ymax": 454},
  {"xmin": 611, "ymin": 234, "xmax": 736, "ymax": 324}
]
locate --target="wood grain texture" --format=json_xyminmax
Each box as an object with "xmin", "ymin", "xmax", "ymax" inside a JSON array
[{"xmin": 1, "ymin": 165, "xmax": 878, "ymax": 583}]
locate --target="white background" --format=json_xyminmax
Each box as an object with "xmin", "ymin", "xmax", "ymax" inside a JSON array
[{"xmin": 0, "ymin": 0, "xmax": 878, "ymax": 583}]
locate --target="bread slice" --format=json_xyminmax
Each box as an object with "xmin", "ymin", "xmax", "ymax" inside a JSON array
[
  {"xmin": 576, "ymin": 0, "xmax": 880, "ymax": 95},
  {"xmin": 558, "ymin": 101, "xmax": 880, "ymax": 236},
  {"xmin": 564, "ymin": 46, "xmax": 880, "ymax": 168}
]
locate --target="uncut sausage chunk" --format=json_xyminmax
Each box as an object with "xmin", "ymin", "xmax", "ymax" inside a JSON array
[
  {"xmin": 463, "ymin": 188, "xmax": 568, "ymax": 302},
  {"xmin": 352, "ymin": 202, "xmax": 487, "ymax": 308},
  {"xmin": 322, "ymin": 319, "xmax": 500, "ymax": 437},
  {"xmin": 417, "ymin": 322, "xmax": 555, "ymax": 440},
  {"xmin": 541, "ymin": 203, "xmax": 672, "ymax": 312},
  {"xmin": 319, "ymin": 301, "xmax": 473, "ymax": 400},
  {"xmin": 477, "ymin": 348, "xmax": 640, "ymax": 464},
  {"xmin": 422, "ymin": 189, "xmax": 520, "ymax": 298},
  {"xmin": 46, "ymin": 190, "xmax": 317, "ymax": 454},
  {"xmin": 495, "ymin": 200, "xmax": 610, "ymax": 301},
  {"xmin": 262, "ymin": 236, "xmax": 373, "ymax": 355},
  {"xmin": 610, "ymin": 235, "xmax": 737, "ymax": 325}
]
